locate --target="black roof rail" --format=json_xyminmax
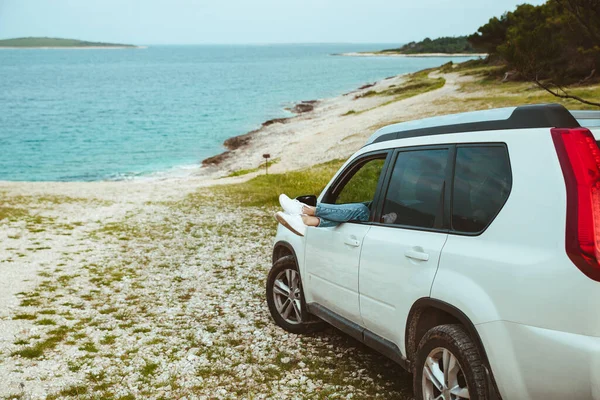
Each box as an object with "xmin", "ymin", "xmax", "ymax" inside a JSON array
[{"xmin": 366, "ymin": 103, "xmax": 581, "ymax": 145}]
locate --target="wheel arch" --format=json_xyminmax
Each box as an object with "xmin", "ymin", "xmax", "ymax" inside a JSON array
[
  {"xmin": 406, "ymin": 297, "xmax": 502, "ymax": 399},
  {"xmin": 272, "ymin": 240, "xmax": 298, "ymax": 265}
]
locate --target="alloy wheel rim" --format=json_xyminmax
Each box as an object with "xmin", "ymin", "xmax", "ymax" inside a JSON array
[
  {"xmin": 422, "ymin": 347, "xmax": 470, "ymax": 400},
  {"xmin": 272, "ymin": 269, "xmax": 302, "ymax": 324}
]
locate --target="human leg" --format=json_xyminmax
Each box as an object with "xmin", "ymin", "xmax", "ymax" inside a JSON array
[
  {"xmin": 301, "ymin": 215, "xmax": 339, "ymax": 228},
  {"xmin": 301, "ymin": 215, "xmax": 320, "ymax": 227},
  {"xmin": 314, "ymin": 202, "xmax": 370, "ymax": 223}
]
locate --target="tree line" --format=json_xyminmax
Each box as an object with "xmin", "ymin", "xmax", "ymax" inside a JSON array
[
  {"xmin": 383, "ymin": 36, "xmax": 477, "ymax": 54},
  {"xmin": 468, "ymin": 0, "xmax": 599, "ymax": 106}
]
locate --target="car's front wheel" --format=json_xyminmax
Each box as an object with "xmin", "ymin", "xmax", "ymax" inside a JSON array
[
  {"xmin": 266, "ymin": 255, "xmax": 323, "ymax": 334},
  {"xmin": 413, "ymin": 324, "xmax": 488, "ymax": 400}
]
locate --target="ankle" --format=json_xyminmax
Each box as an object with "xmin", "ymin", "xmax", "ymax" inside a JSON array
[{"xmin": 302, "ymin": 205, "xmax": 315, "ymax": 216}]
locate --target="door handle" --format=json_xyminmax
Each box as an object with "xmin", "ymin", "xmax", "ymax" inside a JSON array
[
  {"xmin": 404, "ymin": 249, "xmax": 429, "ymax": 261},
  {"xmin": 344, "ymin": 237, "xmax": 360, "ymax": 247}
]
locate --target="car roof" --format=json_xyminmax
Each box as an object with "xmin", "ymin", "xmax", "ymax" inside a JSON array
[{"xmin": 365, "ymin": 103, "xmax": 580, "ymax": 146}]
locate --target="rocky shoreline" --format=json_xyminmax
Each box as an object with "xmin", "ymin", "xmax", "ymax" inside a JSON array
[{"xmin": 201, "ymin": 100, "xmax": 318, "ymax": 167}]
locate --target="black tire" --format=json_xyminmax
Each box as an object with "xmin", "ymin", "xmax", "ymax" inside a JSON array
[
  {"xmin": 413, "ymin": 324, "xmax": 488, "ymax": 400},
  {"xmin": 266, "ymin": 255, "xmax": 324, "ymax": 334}
]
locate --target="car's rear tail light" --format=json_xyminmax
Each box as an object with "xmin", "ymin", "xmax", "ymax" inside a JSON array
[{"xmin": 552, "ymin": 127, "xmax": 600, "ymax": 282}]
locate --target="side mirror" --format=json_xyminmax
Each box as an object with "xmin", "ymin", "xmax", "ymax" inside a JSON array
[{"xmin": 296, "ymin": 195, "xmax": 317, "ymax": 207}]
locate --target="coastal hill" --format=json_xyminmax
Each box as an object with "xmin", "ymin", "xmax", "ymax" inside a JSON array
[
  {"xmin": 0, "ymin": 37, "xmax": 138, "ymax": 48},
  {"xmin": 382, "ymin": 36, "xmax": 477, "ymax": 54},
  {"xmin": 338, "ymin": 36, "xmax": 484, "ymax": 57}
]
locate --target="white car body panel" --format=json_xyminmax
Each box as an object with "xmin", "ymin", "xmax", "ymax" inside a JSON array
[
  {"xmin": 359, "ymin": 226, "xmax": 448, "ymax": 354},
  {"xmin": 271, "ymin": 107, "xmax": 600, "ymax": 399},
  {"xmin": 478, "ymin": 321, "xmax": 600, "ymax": 400},
  {"xmin": 303, "ymin": 223, "xmax": 371, "ymax": 323}
]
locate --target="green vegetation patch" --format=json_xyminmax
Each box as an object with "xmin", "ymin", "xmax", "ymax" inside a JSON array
[
  {"xmin": 0, "ymin": 37, "xmax": 135, "ymax": 48},
  {"xmin": 226, "ymin": 157, "xmax": 280, "ymax": 178},
  {"xmin": 438, "ymin": 60, "xmax": 600, "ymax": 112},
  {"xmin": 47, "ymin": 384, "xmax": 88, "ymax": 399},
  {"xmin": 12, "ymin": 313, "xmax": 37, "ymax": 320},
  {"xmin": 359, "ymin": 69, "xmax": 445, "ymax": 101},
  {"xmin": 227, "ymin": 167, "xmax": 259, "ymax": 177},
  {"xmin": 0, "ymin": 205, "xmax": 29, "ymax": 221},
  {"xmin": 141, "ymin": 361, "xmax": 160, "ymax": 377},
  {"xmin": 187, "ymin": 159, "xmax": 346, "ymax": 207},
  {"xmin": 382, "ymin": 35, "xmax": 477, "ymax": 54},
  {"xmin": 12, "ymin": 325, "xmax": 70, "ymax": 358}
]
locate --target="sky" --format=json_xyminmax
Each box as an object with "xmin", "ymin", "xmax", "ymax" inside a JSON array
[{"xmin": 0, "ymin": 0, "xmax": 548, "ymax": 45}]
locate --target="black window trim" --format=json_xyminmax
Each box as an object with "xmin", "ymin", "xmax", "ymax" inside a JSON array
[
  {"xmin": 369, "ymin": 142, "xmax": 513, "ymax": 236},
  {"xmin": 322, "ymin": 149, "xmax": 393, "ymax": 224},
  {"xmin": 449, "ymin": 142, "xmax": 513, "ymax": 237},
  {"xmin": 371, "ymin": 144, "xmax": 453, "ymax": 233}
]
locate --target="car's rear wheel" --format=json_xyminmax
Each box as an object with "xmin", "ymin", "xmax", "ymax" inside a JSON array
[
  {"xmin": 414, "ymin": 324, "xmax": 488, "ymax": 400},
  {"xmin": 266, "ymin": 255, "xmax": 324, "ymax": 334}
]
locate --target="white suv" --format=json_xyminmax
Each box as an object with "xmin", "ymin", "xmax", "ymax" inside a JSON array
[{"xmin": 266, "ymin": 104, "xmax": 600, "ymax": 400}]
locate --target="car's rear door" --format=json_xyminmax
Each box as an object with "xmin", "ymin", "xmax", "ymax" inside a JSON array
[{"xmin": 358, "ymin": 146, "xmax": 451, "ymax": 353}]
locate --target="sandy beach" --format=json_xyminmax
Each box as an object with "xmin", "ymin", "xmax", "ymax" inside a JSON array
[
  {"xmin": 197, "ymin": 70, "xmax": 475, "ymax": 180},
  {"xmin": 0, "ymin": 63, "xmax": 535, "ymax": 398}
]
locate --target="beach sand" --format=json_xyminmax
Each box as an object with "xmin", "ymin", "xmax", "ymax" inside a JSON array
[{"xmin": 0, "ymin": 68, "xmax": 485, "ymax": 398}]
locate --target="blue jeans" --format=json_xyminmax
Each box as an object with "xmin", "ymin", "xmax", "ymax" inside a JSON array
[{"xmin": 315, "ymin": 202, "xmax": 371, "ymax": 227}]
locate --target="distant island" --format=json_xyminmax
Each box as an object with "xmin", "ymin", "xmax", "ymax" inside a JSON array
[
  {"xmin": 337, "ymin": 36, "xmax": 486, "ymax": 57},
  {"xmin": 0, "ymin": 37, "xmax": 141, "ymax": 49}
]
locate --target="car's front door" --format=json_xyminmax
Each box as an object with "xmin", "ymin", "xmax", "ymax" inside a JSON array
[
  {"xmin": 358, "ymin": 147, "xmax": 451, "ymax": 354},
  {"xmin": 304, "ymin": 152, "xmax": 389, "ymax": 323}
]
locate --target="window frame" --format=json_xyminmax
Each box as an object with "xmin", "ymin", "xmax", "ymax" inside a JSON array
[
  {"xmin": 371, "ymin": 144, "xmax": 453, "ymax": 233},
  {"xmin": 322, "ymin": 150, "xmax": 392, "ymax": 224},
  {"xmin": 449, "ymin": 142, "xmax": 513, "ymax": 236}
]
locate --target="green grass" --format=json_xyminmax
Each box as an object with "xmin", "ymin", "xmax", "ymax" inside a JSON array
[
  {"xmin": 350, "ymin": 69, "xmax": 446, "ymax": 115},
  {"xmin": 12, "ymin": 314, "xmax": 37, "ymax": 320},
  {"xmin": 35, "ymin": 318, "xmax": 56, "ymax": 326},
  {"xmin": 79, "ymin": 341, "xmax": 99, "ymax": 353},
  {"xmin": 100, "ymin": 335, "xmax": 117, "ymax": 345},
  {"xmin": 188, "ymin": 159, "xmax": 346, "ymax": 207},
  {"xmin": 47, "ymin": 384, "xmax": 88, "ymax": 399},
  {"xmin": 376, "ymin": 70, "xmax": 445, "ymax": 102},
  {"xmin": 0, "ymin": 206, "xmax": 28, "ymax": 221},
  {"xmin": 141, "ymin": 361, "xmax": 160, "ymax": 377},
  {"xmin": 432, "ymin": 60, "xmax": 600, "ymax": 112},
  {"xmin": 227, "ymin": 167, "xmax": 259, "ymax": 177},
  {"xmin": 226, "ymin": 157, "xmax": 280, "ymax": 178},
  {"xmin": 12, "ymin": 325, "xmax": 70, "ymax": 358}
]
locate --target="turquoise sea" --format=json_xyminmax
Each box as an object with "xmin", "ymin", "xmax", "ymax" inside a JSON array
[{"xmin": 0, "ymin": 44, "xmax": 477, "ymax": 181}]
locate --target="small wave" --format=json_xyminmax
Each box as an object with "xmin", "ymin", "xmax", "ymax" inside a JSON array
[{"xmin": 103, "ymin": 163, "xmax": 203, "ymax": 182}]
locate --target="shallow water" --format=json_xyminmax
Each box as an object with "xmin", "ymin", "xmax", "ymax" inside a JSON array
[{"xmin": 0, "ymin": 44, "xmax": 476, "ymax": 181}]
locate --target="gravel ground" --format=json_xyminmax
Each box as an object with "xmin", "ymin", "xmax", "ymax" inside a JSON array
[{"xmin": 0, "ymin": 192, "xmax": 413, "ymax": 399}]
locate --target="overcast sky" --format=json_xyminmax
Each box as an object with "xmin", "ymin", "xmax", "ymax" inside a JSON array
[{"xmin": 0, "ymin": 0, "xmax": 547, "ymax": 45}]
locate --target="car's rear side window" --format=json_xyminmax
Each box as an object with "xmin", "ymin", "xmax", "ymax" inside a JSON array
[
  {"xmin": 381, "ymin": 149, "xmax": 448, "ymax": 229},
  {"xmin": 452, "ymin": 145, "xmax": 511, "ymax": 233}
]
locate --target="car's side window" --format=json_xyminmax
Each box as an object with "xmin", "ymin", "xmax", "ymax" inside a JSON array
[
  {"xmin": 381, "ymin": 149, "xmax": 448, "ymax": 229},
  {"xmin": 452, "ymin": 145, "xmax": 511, "ymax": 233},
  {"xmin": 331, "ymin": 157, "xmax": 387, "ymax": 206}
]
